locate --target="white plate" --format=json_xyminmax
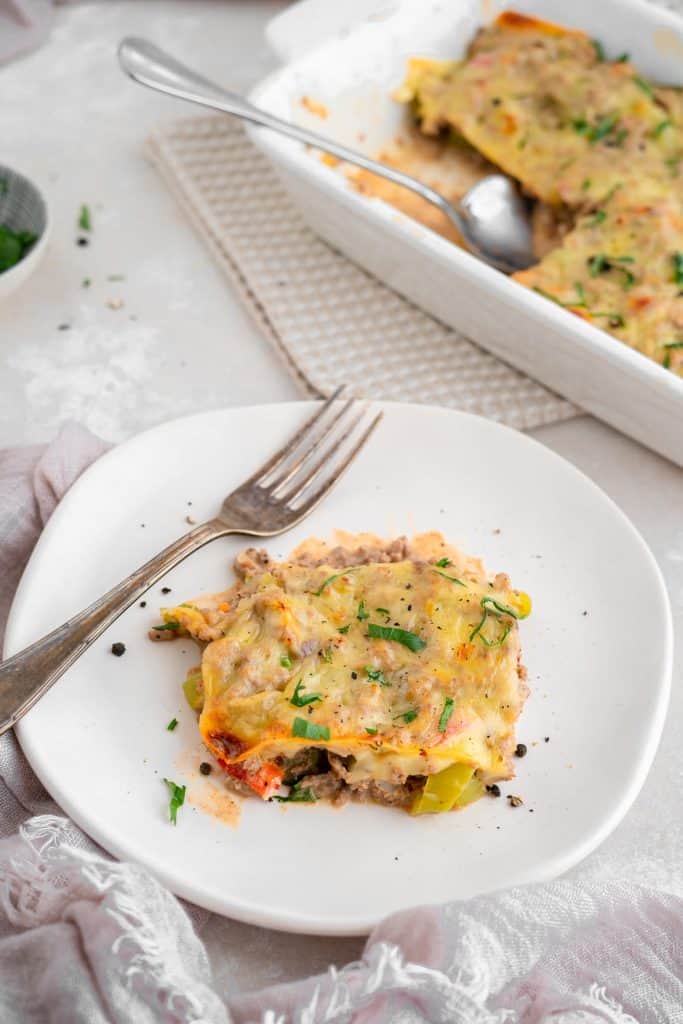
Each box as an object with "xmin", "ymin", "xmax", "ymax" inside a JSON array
[
  {"xmin": 5, "ymin": 402, "xmax": 672, "ymax": 935},
  {"xmin": 249, "ymin": 0, "xmax": 683, "ymax": 466}
]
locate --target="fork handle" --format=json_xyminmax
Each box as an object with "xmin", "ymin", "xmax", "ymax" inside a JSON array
[{"xmin": 0, "ymin": 518, "xmax": 229, "ymax": 737}]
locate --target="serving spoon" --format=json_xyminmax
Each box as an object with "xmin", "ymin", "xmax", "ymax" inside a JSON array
[{"xmin": 118, "ymin": 38, "xmax": 535, "ymax": 274}]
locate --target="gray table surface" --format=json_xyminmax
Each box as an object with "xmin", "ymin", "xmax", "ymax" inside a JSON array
[{"xmin": 1, "ymin": 0, "xmax": 681, "ymax": 1001}]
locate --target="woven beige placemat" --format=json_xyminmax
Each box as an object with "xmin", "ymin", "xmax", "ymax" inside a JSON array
[{"xmin": 147, "ymin": 116, "xmax": 578, "ymax": 431}]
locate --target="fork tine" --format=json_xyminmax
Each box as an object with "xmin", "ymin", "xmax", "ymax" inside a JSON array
[
  {"xmin": 287, "ymin": 411, "xmax": 383, "ymax": 514},
  {"xmin": 239, "ymin": 385, "xmax": 346, "ymax": 489},
  {"xmin": 268, "ymin": 396, "xmax": 357, "ymax": 493},
  {"xmin": 275, "ymin": 404, "xmax": 368, "ymax": 506}
]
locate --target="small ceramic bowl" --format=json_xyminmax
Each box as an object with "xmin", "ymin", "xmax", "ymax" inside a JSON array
[{"xmin": 0, "ymin": 165, "xmax": 50, "ymax": 301}]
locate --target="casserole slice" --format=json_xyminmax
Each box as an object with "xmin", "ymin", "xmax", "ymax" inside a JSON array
[
  {"xmin": 154, "ymin": 533, "xmax": 531, "ymax": 814},
  {"xmin": 400, "ymin": 11, "xmax": 683, "ymax": 208}
]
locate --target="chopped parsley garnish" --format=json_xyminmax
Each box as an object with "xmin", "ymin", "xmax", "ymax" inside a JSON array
[
  {"xmin": 291, "ymin": 717, "xmax": 330, "ymax": 741},
  {"xmin": 375, "ymin": 607, "xmax": 390, "ymax": 616},
  {"xmin": 82, "ymin": 277, "xmax": 91, "ymax": 288},
  {"xmin": 314, "ymin": 568, "xmax": 358, "ymax": 596},
  {"xmin": 290, "ymin": 680, "xmax": 322, "ymax": 707},
  {"xmin": 673, "ymin": 252, "xmax": 683, "ymax": 287},
  {"xmin": 592, "ymin": 114, "xmax": 619, "ymax": 143},
  {"xmin": 280, "ymin": 655, "xmax": 292, "ymax": 669},
  {"xmin": 615, "ymin": 52, "xmax": 630, "ymax": 63},
  {"xmin": 166, "ymin": 717, "xmax": 178, "ymax": 731},
  {"xmin": 470, "ymin": 596, "xmax": 520, "ymax": 647},
  {"xmin": 473, "ymin": 614, "xmax": 509, "ymax": 647},
  {"xmin": 654, "ymin": 119, "xmax": 672, "ymax": 138},
  {"xmin": 438, "ymin": 697, "xmax": 454, "ymax": 733},
  {"xmin": 320, "ymin": 646, "xmax": 333, "ymax": 663},
  {"xmin": 591, "ymin": 38, "xmax": 605, "ymax": 62},
  {"xmin": 0, "ymin": 224, "xmax": 38, "ymax": 273},
  {"xmin": 365, "ymin": 727, "xmax": 378, "ymax": 735},
  {"xmin": 573, "ymin": 114, "xmax": 619, "ymax": 145},
  {"xmin": 633, "ymin": 75, "xmax": 653, "ymax": 98},
  {"xmin": 357, "ymin": 599, "xmax": 370, "ymax": 621},
  {"xmin": 584, "ymin": 209, "xmax": 607, "ymax": 227},
  {"xmin": 433, "ymin": 568, "xmax": 466, "ymax": 586},
  {"xmin": 365, "ymin": 665, "xmax": 391, "ymax": 686},
  {"xmin": 367, "ymin": 623, "xmax": 426, "ymax": 651},
  {"xmin": 338, "ymin": 624, "xmax": 351, "ymax": 634},
  {"xmin": 78, "ymin": 203, "xmax": 92, "ymax": 231},
  {"xmin": 588, "ymin": 254, "xmax": 635, "ymax": 289},
  {"xmin": 272, "ymin": 782, "xmax": 315, "ymax": 803},
  {"xmin": 592, "ymin": 311, "xmax": 625, "ymax": 327},
  {"xmin": 481, "ymin": 596, "xmax": 522, "ymax": 619},
  {"xmin": 663, "ymin": 341, "xmax": 683, "ymax": 368},
  {"xmin": 581, "ymin": 178, "xmax": 592, "ymax": 191},
  {"xmin": 152, "ymin": 621, "xmax": 180, "ymax": 631},
  {"xmin": 435, "ymin": 557, "xmax": 451, "ymax": 567},
  {"xmin": 394, "ymin": 708, "xmax": 418, "ymax": 724},
  {"xmin": 163, "ymin": 778, "xmax": 186, "ymax": 825},
  {"xmin": 665, "ymin": 156, "xmax": 681, "ymax": 176}
]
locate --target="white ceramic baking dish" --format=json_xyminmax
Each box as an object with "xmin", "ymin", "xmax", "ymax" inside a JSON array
[{"xmin": 248, "ymin": 0, "xmax": 683, "ymax": 465}]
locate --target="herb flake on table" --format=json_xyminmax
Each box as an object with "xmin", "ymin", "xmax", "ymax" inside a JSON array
[
  {"xmin": 79, "ymin": 203, "xmax": 92, "ymax": 231},
  {"xmin": 163, "ymin": 778, "xmax": 186, "ymax": 825},
  {"xmin": 166, "ymin": 717, "xmax": 178, "ymax": 732}
]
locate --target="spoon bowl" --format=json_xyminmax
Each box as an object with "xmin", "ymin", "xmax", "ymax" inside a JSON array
[{"xmin": 118, "ymin": 37, "xmax": 536, "ymax": 274}]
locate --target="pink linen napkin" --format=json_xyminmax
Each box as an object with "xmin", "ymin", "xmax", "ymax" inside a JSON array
[{"xmin": 0, "ymin": 424, "xmax": 682, "ymax": 1023}]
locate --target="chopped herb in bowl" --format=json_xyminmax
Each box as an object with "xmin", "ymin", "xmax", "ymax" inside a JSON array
[{"xmin": 0, "ymin": 224, "xmax": 37, "ymax": 274}]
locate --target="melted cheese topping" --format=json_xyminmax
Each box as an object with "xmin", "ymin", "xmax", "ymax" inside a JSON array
[
  {"xmin": 162, "ymin": 537, "xmax": 531, "ymax": 789},
  {"xmin": 397, "ymin": 12, "xmax": 683, "ymax": 375}
]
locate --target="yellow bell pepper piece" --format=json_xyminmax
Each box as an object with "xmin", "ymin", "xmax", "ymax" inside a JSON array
[
  {"xmin": 507, "ymin": 590, "xmax": 532, "ymax": 619},
  {"xmin": 183, "ymin": 667, "xmax": 204, "ymax": 712},
  {"xmin": 453, "ymin": 775, "xmax": 486, "ymax": 808},
  {"xmin": 411, "ymin": 763, "xmax": 474, "ymax": 815}
]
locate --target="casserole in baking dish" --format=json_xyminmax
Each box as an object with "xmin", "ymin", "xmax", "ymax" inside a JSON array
[{"xmin": 249, "ymin": 0, "xmax": 683, "ymax": 464}]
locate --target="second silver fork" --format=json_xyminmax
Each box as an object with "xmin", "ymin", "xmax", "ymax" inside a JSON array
[{"xmin": 0, "ymin": 392, "xmax": 382, "ymax": 736}]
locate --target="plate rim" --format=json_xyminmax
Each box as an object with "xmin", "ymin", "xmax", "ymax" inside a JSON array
[{"xmin": 5, "ymin": 401, "xmax": 674, "ymax": 934}]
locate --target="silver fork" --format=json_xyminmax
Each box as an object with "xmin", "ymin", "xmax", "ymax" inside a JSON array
[{"xmin": 0, "ymin": 392, "xmax": 382, "ymax": 736}]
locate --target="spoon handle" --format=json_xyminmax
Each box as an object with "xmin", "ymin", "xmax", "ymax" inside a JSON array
[{"xmin": 118, "ymin": 37, "xmax": 458, "ymax": 227}]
